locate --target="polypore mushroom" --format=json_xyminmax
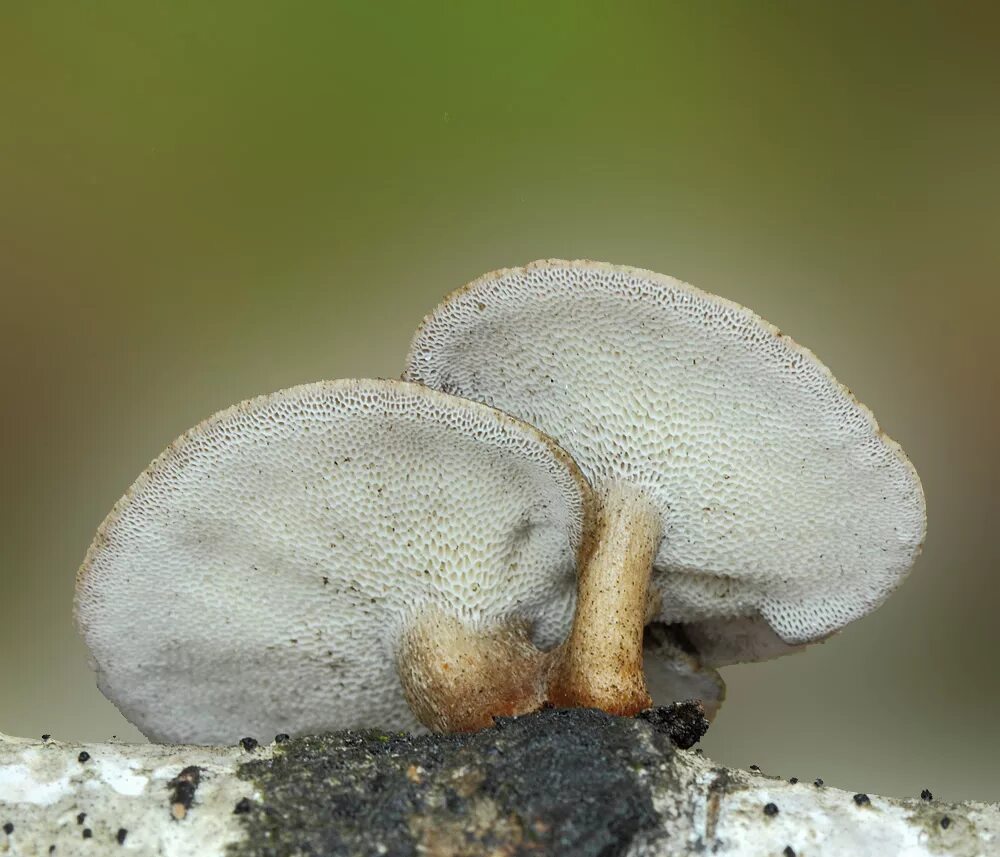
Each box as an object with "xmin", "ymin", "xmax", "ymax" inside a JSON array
[
  {"xmin": 405, "ymin": 259, "xmax": 927, "ymax": 713},
  {"xmin": 75, "ymin": 379, "xmax": 595, "ymax": 742}
]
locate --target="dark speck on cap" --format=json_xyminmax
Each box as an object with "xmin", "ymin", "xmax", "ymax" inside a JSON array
[
  {"xmin": 234, "ymin": 797, "xmax": 253, "ymax": 814},
  {"xmin": 763, "ymin": 802, "xmax": 779, "ymax": 817},
  {"xmin": 117, "ymin": 828, "xmax": 128, "ymax": 845},
  {"xmin": 921, "ymin": 788, "xmax": 933, "ymax": 801},
  {"xmin": 3, "ymin": 822, "xmax": 13, "ymax": 835},
  {"xmin": 853, "ymin": 793, "xmax": 870, "ymax": 806},
  {"xmin": 274, "ymin": 733, "xmax": 290, "ymax": 744},
  {"xmin": 82, "ymin": 828, "xmax": 92, "ymax": 839},
  {"xmin": 814, "ymin": 778, "xmax": 824, "ymax": 787},
  {"xmin": 78, "ymin": 751, "xmax": 91, "ymax": 763},
  {"xmin": 76, "ymin": 812, "xmax": 86, "ymax": 825},
  {"xmin": 783, "ymin": 848, "xmax": 796, "ymax": 857},
  {"xmin": 240, "ymin": 737, "xmax": 259, "ymax": 752},
  {"xmin": 941, "ymin": 816, "xmax": 951, "ymax": 829}
]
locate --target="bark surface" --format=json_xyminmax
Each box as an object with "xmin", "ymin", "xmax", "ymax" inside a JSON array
[{"xmin": 1, "ymin": 706, "xmax": 996, "ymax": 856}]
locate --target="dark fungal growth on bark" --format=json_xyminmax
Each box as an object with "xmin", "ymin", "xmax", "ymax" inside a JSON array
[
  {"xmin": 634, "ymin": 700, "xmax": 709, "ymax": 749},
  {"xmin": 231, "ymin": 708, "xmax": 681, "ymax": 857}
]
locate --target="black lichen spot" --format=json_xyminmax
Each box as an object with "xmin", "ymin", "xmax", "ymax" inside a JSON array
[
  {"xmin": 921, "ymin": 788, "xmax": 933, "ymax": 801},
  {"xmin": 3, "ymin": 822, "xmax": 13, "ymax": 835},
  {"xmin": 749, "ymin": 764, "xmax": 761, "ymax": 772},
  {"xmin": 117, "ymin": 828, "xmax": 128, "ymax": 845},
  {"xmin": 783, "ymin": 848, "xmax": 796, "ymax": 857},
  {"xmin": 763, "ymin": 802, "xmax": 779, "ymax": 817},
  {"xmin": 853, "ymin": 793, "xmax": 871, "ymax": 806},
  {"xmin": 78, "ymin": 751, "xmax": 91, "ymax": 763},
  {"xmin": 168, "ymin": 765, "xmax": 202, "ymax": 820},
  {"xmin": 82, "ymin": 828, "xmax": 92, "ymax": 839},
  {"xmin": 788, "ymin": 777, "xmax": 798, "ymax": 784},
  {"xmin": 234, "ymin": 798, "xmax": 253, "ymax": 814},
  {"xmin": 274, "ymin": 733, "xmax": 290, "ymax": 744},
  {"xmin": 941, "ymin": 816, "xmax": 951, "ymax": 829},
  {"xmin": 41, "ymin": 733, "xmax": 51, "ymax": 741},
  {"xmin": 634, "ymin": 700, "xmax": 709, "ymax": 749},
  {"xmin": 814, "ymin": 778, "xmax": 824, "ymax": 787},
  {"xmin": 76, "ymin": 812, "xmax": 86, "ymax": 825},
  {"xmin": 240, "ymin": 737, "xmax": 260, "ymax": 752}
]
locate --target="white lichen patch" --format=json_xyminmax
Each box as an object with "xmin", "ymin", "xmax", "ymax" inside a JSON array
[
  {"xmin": 0, "ymin": 732, "xmax": 266, "ymax": 857},
  {"xmin": 649, "ymin": 753, "xmax": 1000, "ymax": 857}
]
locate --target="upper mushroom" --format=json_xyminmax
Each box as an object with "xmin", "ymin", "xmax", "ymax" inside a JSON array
[
  {"xmin": 75, "ymin": 379, "xmax": 593, "ymax": 742},
  {"xmin": 405, "ymin": 259, "xmax": 927, "ymax": 711}
]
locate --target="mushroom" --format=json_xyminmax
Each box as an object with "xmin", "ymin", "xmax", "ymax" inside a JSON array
[
  {"xmin": 405, "ymin": 259, "xmax": 927, "ymax": 714},
  {"xmin": 75, "ymin": 379, "xmax": 595, "ymax": 742}
]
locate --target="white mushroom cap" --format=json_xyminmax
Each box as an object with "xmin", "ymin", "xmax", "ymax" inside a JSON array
[
  {"xmin": 405, "ymin": 259, "xmax": 926, "ymax": 653},
  {"xmin": 75, "ymin": 379, "xmax": 592, "ymax": 743}
]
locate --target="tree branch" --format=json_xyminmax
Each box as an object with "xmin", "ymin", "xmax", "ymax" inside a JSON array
[{"xmin": 2, "ymin": 707, "xmax": 996, "ymax": 856}]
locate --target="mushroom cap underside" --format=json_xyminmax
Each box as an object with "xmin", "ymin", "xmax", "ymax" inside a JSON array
[
  {"xmin": 75, "ymin": 379, "xmax": 592, "ymax": 743},
  {"xmin": 405, "ymin": 259, "xmax": 927, "ymax": 652}
]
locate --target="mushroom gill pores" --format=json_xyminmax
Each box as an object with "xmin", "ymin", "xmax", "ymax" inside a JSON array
[
  {"xmin": 406, "ymin": 259, "xmax": 926, "ymax": 713},
  {"xmin": 76, "ymin": 380, "xmax": 594, "ymax": 741}
]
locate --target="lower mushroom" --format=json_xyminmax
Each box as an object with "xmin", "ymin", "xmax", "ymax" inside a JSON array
[{"xmin": 75, "ymin": 380, "xmax": 598, "ymax": 742}]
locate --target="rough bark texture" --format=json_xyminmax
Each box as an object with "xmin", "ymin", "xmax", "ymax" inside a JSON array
[{"xmin": 1, "ymin": 705, "xmax": 997, "ymax": 856}]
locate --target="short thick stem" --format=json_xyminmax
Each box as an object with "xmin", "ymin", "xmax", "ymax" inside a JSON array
[
  {"xmin": 397, "ymin": 609, "xmax": 550, "ymax": 733},
  {"xmin": 548, "ymin": 482, "xmax": 661, "ymax": 715}
]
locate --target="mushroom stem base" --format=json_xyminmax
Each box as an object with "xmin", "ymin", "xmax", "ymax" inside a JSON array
[
  {"xmin": 547, "ymin": 482, "xmax": 661, "ymax": 716},
  {"xmin": 397, "ymin": 610, "xmax": 550, "ymax": 733}
]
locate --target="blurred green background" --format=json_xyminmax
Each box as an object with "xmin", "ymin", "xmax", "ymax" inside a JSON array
[{"xmin": 2, "ymin": 2, "xmax": 997, "ymax": 801}]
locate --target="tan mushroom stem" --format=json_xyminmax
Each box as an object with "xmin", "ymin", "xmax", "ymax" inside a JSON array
[
  {"xmin": 397, "ymin": 609, "xmax": 551, "ymax": 733},
  {"xmin": 399, "ymin": 484, "xmax": 663, "ymax": 732},
  {"xmin": 548, "ymin": 482, "xmax": 661, "ymax": 715}
]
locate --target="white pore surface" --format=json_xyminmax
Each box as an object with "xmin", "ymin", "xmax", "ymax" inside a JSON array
[
  {"xmin": 75, "ymin": 379, "xmax": 589, "ymax": 744},
  {"xmin": 406, "ymin": 260, "xmax": 926, "ymax": 648}
]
